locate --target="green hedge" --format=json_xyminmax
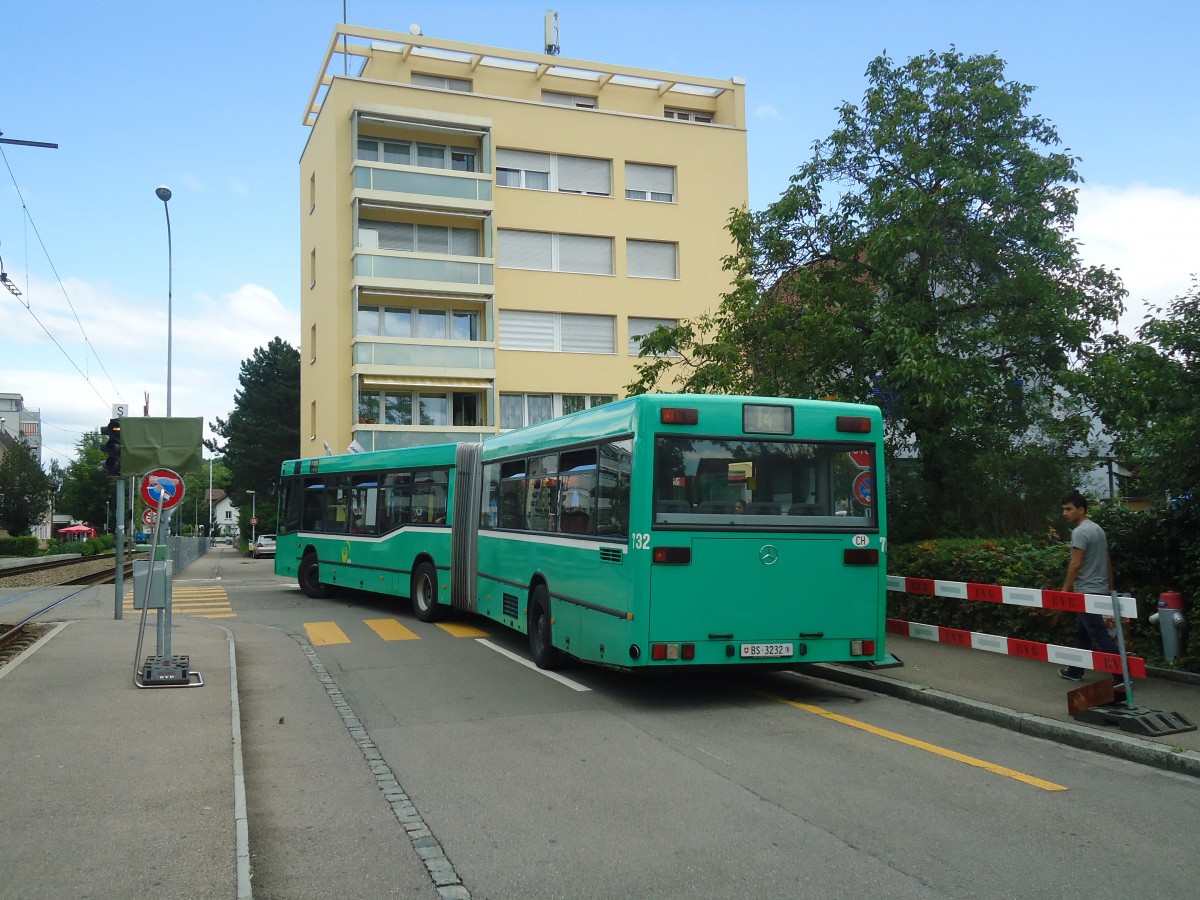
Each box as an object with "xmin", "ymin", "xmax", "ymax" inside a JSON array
[
  {"xmin": 0, "ymin": 535, "xmax": 40, "ymax": 557},
  {"xmin": 889, "ymin": 501, "xmax": 1200, "ymax": 672}
]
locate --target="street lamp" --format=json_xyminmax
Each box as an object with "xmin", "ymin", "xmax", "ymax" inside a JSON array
[
  {"xmin": 247, "ymin": 490, "xmax": 256, "ymax": 545},
  {"xmin": 155, "ymin": 185, "xmax": 173, "ymax": 417}
]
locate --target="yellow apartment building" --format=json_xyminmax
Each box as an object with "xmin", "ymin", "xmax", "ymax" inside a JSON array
[{"xmin": 299, "ymin": 23, "xmax": 748, "ymax": 456}]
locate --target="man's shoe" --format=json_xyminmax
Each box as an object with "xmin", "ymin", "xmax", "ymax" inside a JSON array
[{"xmin": 1059, "ymin": 668, "xmax": 1083, "ymax": 682}]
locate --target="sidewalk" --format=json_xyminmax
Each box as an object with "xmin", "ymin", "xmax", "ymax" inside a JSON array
[
  {"xmin": 816, "ymin": 634, "xmax": 1200, "ymax": 778},
  {"xmin": 0, "ymin": 548, "xmax": 245, "ymax": 900}
]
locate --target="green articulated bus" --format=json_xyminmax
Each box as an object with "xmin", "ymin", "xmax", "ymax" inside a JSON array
[{"xmin": 276, "ymin": 394, "xmax": 887, "ymax": 670}]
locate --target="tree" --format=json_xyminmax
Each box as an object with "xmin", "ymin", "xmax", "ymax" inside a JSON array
[
  {"xmin": 1083, "ymin": 277, "xmax": 1200, "ymax": 499},
  {"xmin": 0, "ymin": 440, "xmax": 54, "ymax": 536},
  {"xmin": 58, "ymin": 432, "xmax": 113, "ymax": 529},
  {"xmin": 207, "ymin": 337, "xmax": 300, "ymax": 534},
  {"xmin": 630, "ymin": 49, "xmax": 1125, "ymax": 539}
]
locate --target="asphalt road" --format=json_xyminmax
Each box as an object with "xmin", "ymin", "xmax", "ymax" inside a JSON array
[{"xmin": 226, "ymin": 556, "xmax": 1200, "ymax": 899}]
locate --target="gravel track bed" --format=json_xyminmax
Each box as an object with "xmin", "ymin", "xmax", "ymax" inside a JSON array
[{"xmin": 0, "ymin": 557, "xmax": 116, "ymax": 589}]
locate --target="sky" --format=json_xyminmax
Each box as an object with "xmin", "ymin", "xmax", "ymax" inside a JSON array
[{"xmin": 2, "ymin": 0, "xmax": 1198, "ymax": 467}]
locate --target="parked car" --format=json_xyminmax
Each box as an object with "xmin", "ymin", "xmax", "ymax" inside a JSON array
[{"xmin": 251, "ymin": 534, "xmax": 276, "ymax": 559}]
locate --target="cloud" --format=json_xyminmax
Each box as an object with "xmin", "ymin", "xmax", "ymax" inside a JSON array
[
  {"xmin": 3, "ymin": 272, "xmax": 297, "ymax": 463},
  {"xmin": 1074, "ymin": 183, "xmax": 1200, "ymax": 335},
  {"xmin": 753, "ymin": 104, "xmax": 783, "ymax": 121}
]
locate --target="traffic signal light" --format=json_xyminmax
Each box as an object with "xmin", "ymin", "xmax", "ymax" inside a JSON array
[{"xmin": 100, "ymin": 418, "xmax": 122, "ymax": 477}]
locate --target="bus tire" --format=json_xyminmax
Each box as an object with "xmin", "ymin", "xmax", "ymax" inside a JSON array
[
  {"xmin": 298, "ymin": 551, "xmax": 333, "ymax": 599},
  {"xmin": 411, "ymin": 561, "xmax": 442, "ymax": 622},
  {"xmin": 528, "ymin": 585, "xmax": 563, "ymax": 670}
]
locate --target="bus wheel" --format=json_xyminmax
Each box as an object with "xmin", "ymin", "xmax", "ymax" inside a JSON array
[
  {"xmin": 529, "ymin": 585, "xmax": 563, "ymax": 670},
  {"xmin": 299, "ymin": 552, "xmax": 333, "ymax": 599},
  {"xmin": 411, "ymin": 561, "xmax": 442, "ymax": 622}
]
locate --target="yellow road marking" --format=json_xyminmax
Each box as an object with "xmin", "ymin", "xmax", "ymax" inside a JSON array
[
  {"xmin": 199, "ymin": 613, "xmax": 238, "ymax": 619},
  {"xmin": 304, "ymin": 621, "xmax": 351, "ymax": 645},
  {"xmin": 437, "ymin": 622, "xmax": 489, "ymax": 638},
  {"xmin": 365, "ymin": 618, "xmax": 420, "ymax": 641},
  {"xmin": 762, "ymin": 691, "xmax": 1067, "ymax": 792}
]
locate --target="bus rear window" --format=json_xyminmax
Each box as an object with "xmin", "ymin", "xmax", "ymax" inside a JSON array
[{"xmin": 653, "ymin": 437, "xmax": 875, "ymax": 528}]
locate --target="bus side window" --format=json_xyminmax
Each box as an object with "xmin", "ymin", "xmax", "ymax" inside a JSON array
[
  {"xmin": 480, "ymin": 463, "xmax": 500, "ymax": 529},
  {"xmin": 558, "ymin": 447, "xmax": 597, "ymax": 536},
  {"xmin": 301, "ymin": 479, "xmax": 325, "ymax": 531},
  {"xmin": 597, "ymin": 439, "xmax": 631, "ymax": 537},
  {"xmin": 498, "ymin": 459, "xmax": 526, "ymax": 529}
]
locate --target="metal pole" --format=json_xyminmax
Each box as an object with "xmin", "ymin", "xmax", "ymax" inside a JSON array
[
  {"xmin": 114, "ymin": 478, "xmax": 125, "ymax": 620},
  {"xmin": 156, "ymin": 186, "xmax": 173, "ymax": 417}
]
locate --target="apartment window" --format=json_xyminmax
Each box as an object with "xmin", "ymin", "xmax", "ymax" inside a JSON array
[
  {"xmin": 358, "ymin": 220, "xmax": 478, "ymax": 256},
  {"xmin": 357, "ymin": 305, "xmax": 478, "ymax": 341},
  {"xmin": 412, "ymin": 73, "xmax": 472, "ymax": 93},
  {"xmin": 309, "ymin": 172, "xmax": 316, "ymax": 213},
  {"xmin": 309, "ymin": 249, "xmax": 316, "ymax": 288},
  {"xmin": 359, "ymin": 386, "xmax": 483, "ymax": 427},
  {"xmin": 309, "ymin": 323, "xmax": 317, "ymax": 364},
  {"xmin": 496, "ymin": 230, "xmax": 612, "ymax": 275},
  {"xmin": 665, "ymin": 108, "xmax": 714, "ymax": 123},
  {"xmin": 495, "ymin": 150, "xmax": 611, "ymax": 196},
  {"xmin": 500, "ymin": 393, "xmax": 614, "ymax": 429},
  {"xmin": 357, "ymin": 137, "xmax": 476, "ymax": 172},
  {"xmin": 309, "ymin": 400, "xmax": 317, "ymax": 439},
  {"xmin": 627, "ymin": 240, "xmax": 678, "ymax": 280},
  {"xmin": 625, "ymin": 163, "xmax": 675, "ymax": 202},
  {"xmin": 628, "ymin": 317, "xmax": 680, "ymax": 356},
  {"xmin": 542, "ymin": 90, "xmax": 597, "ymax": 109},
  {"xmin": 499, "ymin": 310, "xmax": 615, "ymax": 353}
]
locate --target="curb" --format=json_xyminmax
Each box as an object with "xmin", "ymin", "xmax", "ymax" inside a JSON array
[{"xmin": 811, "ymin": 663, "xmax": 1200, "ymax": 780}]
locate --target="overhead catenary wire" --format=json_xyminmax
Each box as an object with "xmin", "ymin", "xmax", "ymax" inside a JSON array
[{"xmin": 0, "ymin": 143, "xmax": 126, "ymax": 412}]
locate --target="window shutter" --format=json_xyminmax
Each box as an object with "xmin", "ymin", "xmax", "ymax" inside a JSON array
[
  {"xmin": 558, "ymin": 234, "xmax": 612, "ymax": 275},
  {"xmin": 497, "ymin": 229, "xmax": 553, "ymax": 270},
  {"xmin": 628, "ymin": 317, "xmax": 677, "ymax": 354},
  {"xmin": 627, "ymin": 241, "xmax": 677, "ymax": 279},
  {"xmin": 560, "ymin": 314, "xmax": 615, "ymax": 353},
  {"xmin": 557, "ymin": 156, "xmax": 611, "ymax": 195},
  {"xmin": 499, "ymin": 310, "xmax": 556, "ymax": 351},
  {"xmin": 496, "ymin": 149, "xmax": 551, "ymax": 173},
  {"xmin": 626, "ymin": 163, "xmax": 675, "ymax": 198}
]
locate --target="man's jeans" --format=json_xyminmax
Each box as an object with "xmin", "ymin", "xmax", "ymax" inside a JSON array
[{"xmin": 1062, "ymin": 611, "xmax": 1121, "ymax": 680}]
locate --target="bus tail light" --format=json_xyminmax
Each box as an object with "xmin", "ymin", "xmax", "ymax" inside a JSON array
[
  {"xmin": 650, "ymin": 642, "xmax": 695, "ymax": 661},
  {"xmin": 660, "ymin": 407, "xmax": 699, "ymax": 425},
  {"xmin": 850, "ymin": 640, "xmax": 876, "ymax": 656},
  {"xmin": 843, "ymin": 548, "xmax": 879, "ymax": 566},
  {"xmin": 653, "ymin": 546, "xmax": 691, "ymax": 565},
  {"xmin": 836, "ymin": 416, "xmax": 871, "ymax": 433}
]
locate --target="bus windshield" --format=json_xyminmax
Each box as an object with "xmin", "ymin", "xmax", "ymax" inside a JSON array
[{"xmin": 653, "ymin": 436, "xmax": 876, "ymax": 529}]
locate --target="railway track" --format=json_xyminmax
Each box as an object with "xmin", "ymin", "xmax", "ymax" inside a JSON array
[{"xmin": 0, "ymin": 558, "xmax": 134, "ymax": 664}]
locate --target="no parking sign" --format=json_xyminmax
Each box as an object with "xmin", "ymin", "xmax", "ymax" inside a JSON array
[
  {"xmin": 852, "ymin": 471, "xmax": 873, "ymax": 506},
  {"xmin": 141, "ymin": 468, "xmax": 185, "ymax": 511}
]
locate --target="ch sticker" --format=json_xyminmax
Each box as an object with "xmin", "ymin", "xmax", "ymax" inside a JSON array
[{"xmin": 852, "ymin": 534, "xmax": 869, "ymax": 548}]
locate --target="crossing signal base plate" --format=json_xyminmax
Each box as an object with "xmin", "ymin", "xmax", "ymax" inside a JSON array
[{"xmin": 139, "ymin": 655, "xmax": 202, "ymax": 687}]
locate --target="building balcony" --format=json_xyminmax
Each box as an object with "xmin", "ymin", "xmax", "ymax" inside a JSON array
[
  {"xmin": 354, "ymin": 164, "xmax": 493, "ymax": 208},
  {"xmin": 353, "ymin": 250, "xmax": 494, "ymax": 293},
  {"xmin": 353, "ymin": 426, "xmax": 494, "ymax": 452},
  {"xmin": 353, "ymin": 339, "xmax": 495, "ymax": 371}
]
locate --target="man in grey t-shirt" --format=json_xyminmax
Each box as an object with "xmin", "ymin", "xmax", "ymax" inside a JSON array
[{"xmin": 1058, "ymin": 491, "xmax": 1121, "ymax": 684}]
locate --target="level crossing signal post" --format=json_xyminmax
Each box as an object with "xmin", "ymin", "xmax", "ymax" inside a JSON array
[{"xmin": 98, "ymin": 414, "xmax": 206, "ymax": 688}]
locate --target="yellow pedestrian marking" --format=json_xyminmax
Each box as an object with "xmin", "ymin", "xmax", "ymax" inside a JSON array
[
  {"xmin": 304, "ymin": 621, "xmax": 351, "ymax": 646},
  {"xmin": 122, "ymin": 584, "xmax": 235, "ymax": 618},
  {"xmin": 437, "ymin": 622, "xmax": 489, "ymax": 638},
  {"xmin": 365, "ymin": 618, "xmax": 420, "ymax": 641},
  {"xmin": 761, "ymin": 691, "xmax": 1067, "ymax": 792}
]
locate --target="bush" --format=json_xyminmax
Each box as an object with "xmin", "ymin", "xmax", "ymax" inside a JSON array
[{"xmin": 0, "ymin": 535, "xmax": 40, "ymax": 557}]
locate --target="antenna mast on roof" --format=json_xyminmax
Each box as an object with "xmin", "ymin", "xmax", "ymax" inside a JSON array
[{"xmin": 544, "ymin": 10, "xmax": 560, "ymax": 56}]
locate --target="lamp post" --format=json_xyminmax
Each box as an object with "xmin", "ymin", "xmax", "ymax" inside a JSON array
[
  {"xmin": 155, "ymin": 185, "xmax": 173, "ymax": 416},
  {"xmin": 247, "ymin": 490, "xmax": 256, "ymax": 545}
]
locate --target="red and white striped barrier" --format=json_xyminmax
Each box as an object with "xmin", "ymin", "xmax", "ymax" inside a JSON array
[
  {"xmin": 886, "ymin": 618, "xmax": 1147, "ymax": 678},
  {"xmin": 886, "ymin": 576, "xmax": 1138, "ymax": 619}
]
